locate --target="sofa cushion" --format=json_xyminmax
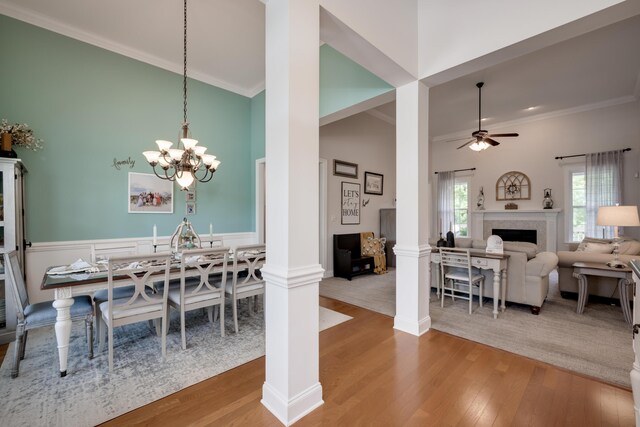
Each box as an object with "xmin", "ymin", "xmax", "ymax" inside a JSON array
[
  {"xmin": 503, "ymin": 241, "xmax": 538, "ymax": 259},
  {"xmin": 580, "ymin": 242, "xmax": 615, "ymax": 254}
]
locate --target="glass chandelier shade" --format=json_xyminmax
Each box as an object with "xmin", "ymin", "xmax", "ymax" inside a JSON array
[{"xmin": 142, "ymin": 0, "xmax": 220, "ymax": 190}]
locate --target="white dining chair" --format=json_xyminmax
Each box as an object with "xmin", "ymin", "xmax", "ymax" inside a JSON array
[
  {"xmin": 5, "ymin": 250, "xmax": 94, "ymax": 378},
  {"xmin": 97, "ymin": 253, "xmax": 171, "ymax": 372},
  {"xmin": 439, "ymin": 247, "xmax": 485, "ymax": 314},
  {"xmin": 167, "ymin": 247, "xmax": 230, "ymax": 350},
  {"xmin": 227, "ymin": 244, "xmax": 266, "ymax": 333}
]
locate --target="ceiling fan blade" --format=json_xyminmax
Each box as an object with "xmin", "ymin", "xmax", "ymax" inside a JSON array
[
  {"xmin": 457, "ymin": 139, "xmax": 476, "ymax": 149},
  {"xmin": 483, "ymin": 137, "xmax": 500, "ymax": 146},
  {"xmin": 487, "ymin": 133, "xmax": 519, "ymax": 137}
]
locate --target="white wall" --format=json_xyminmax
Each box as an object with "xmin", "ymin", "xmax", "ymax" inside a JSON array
[
  {"xmin": 320, "ymin": 112, "xmax": 396, "ymax": 275},
  {"xmin": 430, "ymin": 100, "xmax": 640, "ymax": 249}
]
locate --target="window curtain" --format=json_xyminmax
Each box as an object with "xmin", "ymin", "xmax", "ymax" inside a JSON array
[
  {"xmin": 437, "ymin": 171, "xmax": 455, "ymax": 236},
  {"xmin": 585, "ymin": 149, "xmax": 624, "ymax": 238}
]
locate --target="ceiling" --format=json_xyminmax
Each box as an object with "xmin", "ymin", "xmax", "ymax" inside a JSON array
[
  {"xmin": 1, "ymin": 1, "xmax": 639, "ymax": 134},
  {"xmin": 0, "ymin": 0, "xmax": 266, "ymax": 97}
]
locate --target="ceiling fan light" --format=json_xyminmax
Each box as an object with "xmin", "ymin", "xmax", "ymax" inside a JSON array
[{"xmin": 469, "ymin": 142, "xmax": 483, "ymax": 151}]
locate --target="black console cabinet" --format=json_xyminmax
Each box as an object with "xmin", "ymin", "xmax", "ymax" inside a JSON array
[{"xmin": 333, "ymin": 233, "xmax": 374, "ymax": 280}]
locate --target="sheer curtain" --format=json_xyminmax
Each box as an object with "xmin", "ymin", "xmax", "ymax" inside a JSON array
[
  {"xmin": 437, "ymin": 171, "xmax": 455, "ymax": 236},
  {"xmin": 585, "ymin": 150, "xmax": 624, "ymax": 238}
]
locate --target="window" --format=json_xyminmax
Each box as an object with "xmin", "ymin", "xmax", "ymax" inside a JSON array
[
  {"xmin": 571, "ymin": 171, "xmax": 586, "ymax": 241},
  {"xmin": 454, "ymin": 179, "xmax": 469, "ymax": 237},
  {"xmin": 564, "ymin": 164, "xmax": 586, "ymax": 242}
]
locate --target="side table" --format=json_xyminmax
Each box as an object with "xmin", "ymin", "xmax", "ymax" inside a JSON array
[{"xmin": 572, "ymin": 261, "xmax": 633, "ymax": 324}]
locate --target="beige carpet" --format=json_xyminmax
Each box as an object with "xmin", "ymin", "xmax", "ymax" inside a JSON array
[{"xmin": 320, "ymin": 268, "xmax": 633, "ymax": 388}]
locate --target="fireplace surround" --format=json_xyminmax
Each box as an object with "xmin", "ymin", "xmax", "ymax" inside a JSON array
[{"xmin": 470, "ymin": 209, "xmax": 560, "ymax": 252}]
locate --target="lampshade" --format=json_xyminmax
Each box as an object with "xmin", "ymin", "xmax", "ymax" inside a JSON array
[{"xmin": 597, "ymin": 205, "xmax": 640, "ymax": 226}]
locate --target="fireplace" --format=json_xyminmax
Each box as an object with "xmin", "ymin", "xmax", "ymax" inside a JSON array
[{"xmin": 492, "ymin": 228, "xmax": 537, "ymax": 245}]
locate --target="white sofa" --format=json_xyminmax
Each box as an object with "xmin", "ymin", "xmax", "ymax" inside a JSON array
[
  {"xmin": 431, "ymin": 238, "xmax": 559, "ymax": 314},
  {"xmin": 556, "ymin": 237, "xmax": 640, "ymax": 298}
]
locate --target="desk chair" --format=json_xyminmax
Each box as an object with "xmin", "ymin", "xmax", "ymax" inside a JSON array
[
  {"xmin": 5, "ymin": 250, "xmax": 94, "ymax": 378},
  {"xmin": 439, "ymin": 247, "xmax": 485, "ymax": 314}
]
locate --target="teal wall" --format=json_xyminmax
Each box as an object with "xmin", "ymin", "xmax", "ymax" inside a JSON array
[
  {"xmin": 319, "ymin": 44, "xmax": 394, "ymax": 118},
  {"xmin": 0, "ymin": 15, "xmax": 254, "ymax": 242}
]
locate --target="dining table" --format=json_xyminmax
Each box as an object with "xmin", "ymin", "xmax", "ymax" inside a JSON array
[{"xmin": 40, "ymin": 251, "xmax": 249, "ymax": 377}]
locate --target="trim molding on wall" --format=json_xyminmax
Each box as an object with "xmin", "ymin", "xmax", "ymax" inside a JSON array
[{"xmin": 25, "ymin": 232, "xmax": 258, "ymax": 303}]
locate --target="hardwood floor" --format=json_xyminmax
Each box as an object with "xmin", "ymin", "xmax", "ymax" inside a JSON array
[{"xmin": 1, "ymin": 298, "xmax": 634, "ymax": 426}]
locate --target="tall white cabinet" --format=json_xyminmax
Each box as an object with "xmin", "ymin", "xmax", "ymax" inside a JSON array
[{"xmin": 0, "ymin": 158, "xmax": 26, "ymax": 344}]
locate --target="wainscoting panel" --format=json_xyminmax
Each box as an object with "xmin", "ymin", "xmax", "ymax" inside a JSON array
[{"xmin": 25, "ymin": 232, "xmax": 257, "ymax": 303}]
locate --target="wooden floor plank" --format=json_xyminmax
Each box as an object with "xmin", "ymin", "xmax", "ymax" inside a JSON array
[{"xmin": 0, "ymin": 297, "xmax": 635, "ymax": 426}]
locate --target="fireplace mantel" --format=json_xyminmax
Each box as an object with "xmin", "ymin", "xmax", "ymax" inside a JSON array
[{"xmin": 470, "ymin": 209, "xmax": 561, "ymax": 252}]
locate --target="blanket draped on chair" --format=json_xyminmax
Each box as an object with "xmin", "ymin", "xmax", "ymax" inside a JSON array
[{"xmin": 360, "ymin": 232, "xmax": 387, "ymax": 274}]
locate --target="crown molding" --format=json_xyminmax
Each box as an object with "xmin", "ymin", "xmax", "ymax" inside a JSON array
[
  {"xmin": 431, "ymin": 95, "xmax": 638, "ymax": 143},
  {"xmin": 0, "ymin": 3, "xmax": 255, "ymax": 98}
]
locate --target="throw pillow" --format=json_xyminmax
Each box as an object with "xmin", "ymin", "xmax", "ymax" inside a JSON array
[
  {"xmin": 618, "ymin": 239, "xmax": 640, "ymax": 255},
  {"xmin": 581, "ymin": 242, "xmax": 615, "ymax": 254},
  {"xmin": 576, "ymin": 237, "xmax": 613, "ymax": 251}
]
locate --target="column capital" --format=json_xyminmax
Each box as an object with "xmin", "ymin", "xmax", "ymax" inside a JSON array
[{"xmin": 393, "ymin": 244, "xmax": 432, "ymax": 258}]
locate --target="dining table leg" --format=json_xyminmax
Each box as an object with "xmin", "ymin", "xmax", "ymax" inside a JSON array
[
  {"xmin": 53, "ymin": 287, "xmax": 75, "ymax": 377},
  {"xmin": 500, "ymin": 266, "xmax": 507, "ymax": 312}
]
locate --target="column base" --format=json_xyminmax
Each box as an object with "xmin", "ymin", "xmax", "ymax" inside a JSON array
[
  {"xmin": 261, "ymin": 381, "xmax": 324, "ymax": 426},
  {"xmin": 393, "ymin": 315, "xmax": 431, "ymax": 336}
]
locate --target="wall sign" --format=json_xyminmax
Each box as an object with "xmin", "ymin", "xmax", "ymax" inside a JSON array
[
  {"xmin": 341, "ymin": 181, "xmax": 360, "ymax": 225},
  {"xmin": 111, "ymin": 156, "xmax": 136, "ymax": 170}
]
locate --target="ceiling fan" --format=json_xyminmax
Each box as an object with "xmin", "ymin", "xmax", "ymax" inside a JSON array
[{"xmin": 458, "ymin": 82, "xmax": 519, "ymax": 151}]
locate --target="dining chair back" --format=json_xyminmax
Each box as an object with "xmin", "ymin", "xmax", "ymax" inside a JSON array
[
  {"xmin": 98, "ymin": 253, "xmax": 171, "ymax": 372},
  {"xmin": 5, "ymin": 250, "xmax": 94, "ymax": 378},
  {"xmin": 168, "ymin": 247, "xmax": 230, "ymax": 350},
  {"xmin": 227, "ymin": 244, "xmax": 266, "ymax": 333},
  {"xmin": 439, "ymin": 247, "xmax": 485, "ymax": 314}
]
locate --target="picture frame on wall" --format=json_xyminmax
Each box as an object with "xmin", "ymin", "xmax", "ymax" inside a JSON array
[
  {"xmin": 186, "ymin": 202, "xmax": 196, "ymax": 215},
  {"xmin": 334, "ymin": 159, "xmax": 358, "ymax": 178},
  {"xmin": 128, "ymin": 172, "xmax": 173, "ymax": 213},
  {"xmin": 364, "ymin": 171, "xmax": 384, "ymax": 195},
  {"xmin": 185, "ymin": 190, "xmax": 196, "ymax": 202},
  {"xmin": 341, "ymin": 181, "xmax": 361, "ymax": 225}
]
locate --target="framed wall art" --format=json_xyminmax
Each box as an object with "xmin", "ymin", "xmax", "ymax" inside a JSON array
[
  {"xmin": 496, "ymin": 171, "xmax": 531, "ymax": 201},
  {"xmin": 128, "ymin": 172, "xmax": 174, "ymax": 213},
  {"xmin": 341, "ymin": 182, "xmax": 361, "ymax": 225},
  {"xmin": 364, "ymin": 171, "xmax": 383, "ymax": 195},
  {"xmin": 334, "ymin": 159, "xmax": 358, "ymax": 178}
]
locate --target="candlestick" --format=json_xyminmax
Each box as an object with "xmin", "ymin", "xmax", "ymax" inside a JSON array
[{"xmin": 153, "ymin": 224, "xmax": 157, "ymax": 246}]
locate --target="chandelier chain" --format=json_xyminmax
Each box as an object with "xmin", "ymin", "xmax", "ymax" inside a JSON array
[{"xmin": 183, "ymin": 0, "xmax": 188, "ymax": 126}]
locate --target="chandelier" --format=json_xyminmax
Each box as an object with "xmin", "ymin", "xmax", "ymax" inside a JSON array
[{"xmin": 143, "ymin": 0, "xmax": 220, "ymax": 190}]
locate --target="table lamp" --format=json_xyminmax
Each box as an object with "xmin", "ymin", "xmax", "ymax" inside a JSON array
[{"xmin": 596, "ymin": 205, "xmax": 640, "ymax": 268}]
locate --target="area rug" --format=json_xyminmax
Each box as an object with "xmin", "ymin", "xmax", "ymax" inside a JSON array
[
  {"xmin": 320, "ymin": 269, "xmax": 633, "ymax": 388},
  {"xmin": 0, "ymin": 304, "xmax": 351, "ymax": 427}
]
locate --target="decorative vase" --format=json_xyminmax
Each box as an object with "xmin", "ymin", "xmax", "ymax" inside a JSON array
[
  {"xmin": 1, "ymin": 132, "xmax": 11, "ymax": 152},
  {"xmin": 543, "ymin": 188, "xmax": 554, "ymax": 209}
]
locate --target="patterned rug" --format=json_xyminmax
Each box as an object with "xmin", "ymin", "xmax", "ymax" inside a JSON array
[
  {"xmin": 0, "ymin": 304, "xmax": 351, "ymax": 427},
  {"xmin": 320, "ymin": 269, "xmax": 633, "ymax": 388}
]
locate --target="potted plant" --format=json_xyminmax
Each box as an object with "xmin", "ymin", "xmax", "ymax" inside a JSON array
[{"xmin": 0, "ymin": 119, "xmax": 44, "ymax": 157}]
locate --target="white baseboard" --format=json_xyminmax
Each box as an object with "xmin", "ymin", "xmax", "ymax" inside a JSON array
[
  {"xmin": 261, "ymin": 381, "xmax": 324, "ymax": 426},
  {"xmin": 26, "ymin": 232, "xmax": 257, "ymax": 303},
  {"xmin": 393, "ymin": 315, "xmax": 431, "ymax": 337}
]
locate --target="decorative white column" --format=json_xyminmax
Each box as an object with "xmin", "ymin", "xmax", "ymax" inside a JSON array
[
  {"xmin": 393, "ymin": 81, "xmax": 432, "ymax": 336},
  {"xmin": 261, "ymin": 0, "xmax": 324, "ymax": 425}
]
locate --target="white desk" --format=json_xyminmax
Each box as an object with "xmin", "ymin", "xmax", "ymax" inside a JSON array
[{"xmin": 430, "ymin": 249, "xmax": 509, "ymax": 319}]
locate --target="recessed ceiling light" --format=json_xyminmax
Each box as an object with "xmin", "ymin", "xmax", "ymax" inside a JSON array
[
  {"xmin": 525, "ymin": 106, "xmax": 538, "ymax": 111},
  {"xmin": 481, "ymin": 117, "xmax": 488, "ymax": 121}
]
